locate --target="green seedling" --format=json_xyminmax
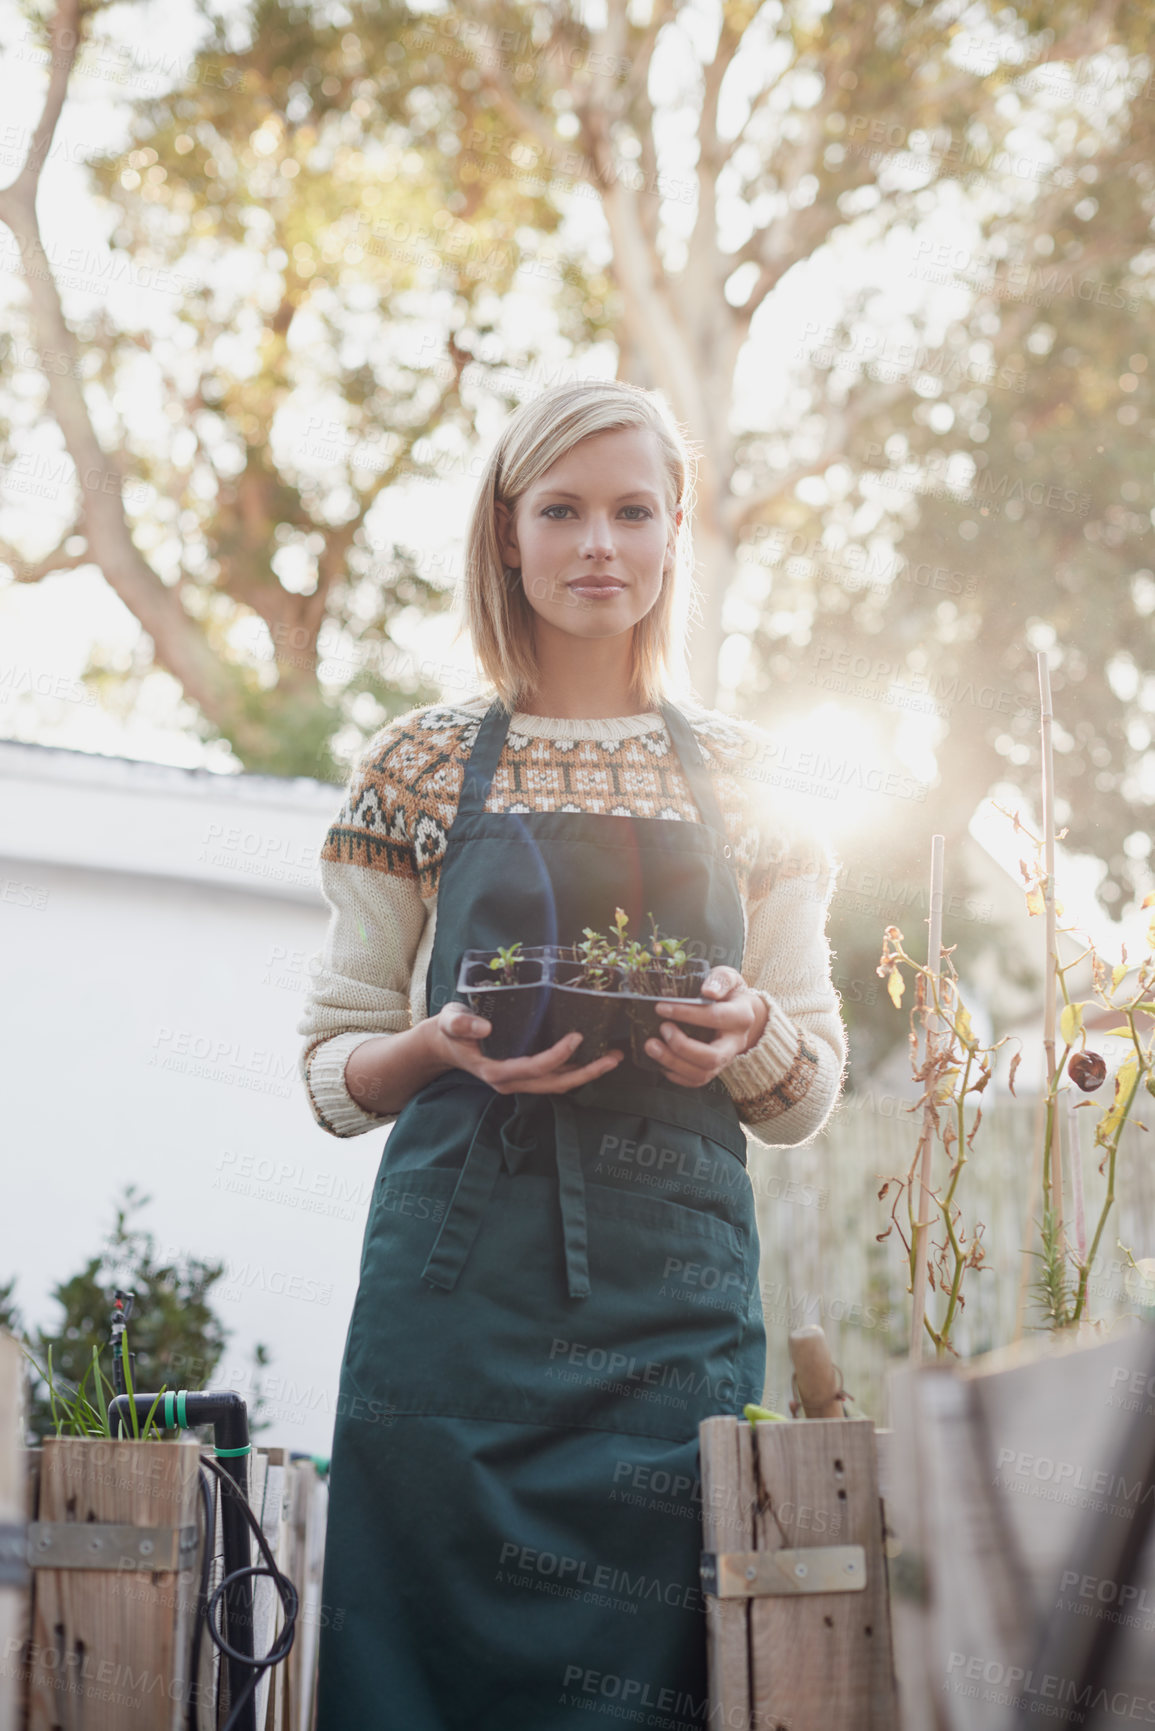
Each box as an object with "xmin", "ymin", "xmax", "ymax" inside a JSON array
[{"xmin": 486, "ymin": 942, "xmax": 525, "ymax": 985}]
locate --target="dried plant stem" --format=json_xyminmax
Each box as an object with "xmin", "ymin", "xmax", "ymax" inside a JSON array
[
  {"xmin": 909, "ymin": 834, "xmax": 945, "ymax": 1360},
  {"xmin": 1071, "ymin": 1017, "xmax": 1144, "ymax": 1323},
  {"xmin": 937, "ymin": 1042, "xmax": 975, "ymax": 1346}
]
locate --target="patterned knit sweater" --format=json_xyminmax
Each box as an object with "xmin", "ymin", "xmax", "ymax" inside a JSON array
[{"xmin": 298, "ymin": 697, "xmax": 847, "ymax": 1144}]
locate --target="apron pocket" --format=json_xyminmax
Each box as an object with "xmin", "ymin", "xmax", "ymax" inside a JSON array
[
  {"xmin": 340, "ymin": 1168, "xmax": 757, "ymax": 1441},
  {"xmin": 583, "ymin": 1115, "xmax": 755, "ymax": 1244}
]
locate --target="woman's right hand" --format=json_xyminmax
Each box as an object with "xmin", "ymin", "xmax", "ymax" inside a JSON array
[{"xmin": 426, "ymin": 1003, "xmax": 623, "ymax": 1094}]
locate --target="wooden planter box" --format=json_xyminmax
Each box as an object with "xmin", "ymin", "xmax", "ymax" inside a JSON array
[
  {"xmin": 0, "ymin": 1334, "xmax": 328, "ymax": 1731},
  {"xmin": 884, "ymin": 1320, "xmax": 1155, "ymax": 1731},
  {"xmin": 699, "ymin": 1414, "xmax": 898, "ymax": 1729},
  {"xmin": 24, "ymin": 1435, "xmax": 204, "ymax": 1731},
  {"xmin": 12, "ymin": 1439, "xmax": 328, "ymax": 1731}
]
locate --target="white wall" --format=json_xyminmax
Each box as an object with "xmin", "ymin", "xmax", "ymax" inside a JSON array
[{"xmin": 0, "ymin": 741, "xmax": 378, "ymax": 1457}]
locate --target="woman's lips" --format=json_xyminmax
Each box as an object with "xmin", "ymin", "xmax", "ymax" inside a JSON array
[{"xmin": 567, "ymin": 578, "xmax": 625, "ymax": 598}]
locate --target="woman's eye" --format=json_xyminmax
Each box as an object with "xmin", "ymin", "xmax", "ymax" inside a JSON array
[{"xmin": 541, "ymin": 505, "xmax": 651, "ymax": 519}]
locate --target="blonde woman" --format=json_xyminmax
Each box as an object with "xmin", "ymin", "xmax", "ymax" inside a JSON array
[{"xmin": 301, "ymin": 380, "xmax": 846, "ymax": 1728}]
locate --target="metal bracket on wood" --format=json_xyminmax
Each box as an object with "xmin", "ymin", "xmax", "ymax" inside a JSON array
[
  {"xmin": 700, "ymin": 1544, "xmax": 867, "ymax": 1599},
  {"xmin": 25, "ymin": 1521, "xmax": 199, "ymax": 1572}
]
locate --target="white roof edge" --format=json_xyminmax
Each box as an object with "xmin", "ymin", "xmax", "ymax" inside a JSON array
[
  {"xmin": 0, "ymin": 738, "xmax": 339, "ymax": 905},
  {"xmin": 0, "ymin": 737, "xmax": 342, "ymax": 811}
]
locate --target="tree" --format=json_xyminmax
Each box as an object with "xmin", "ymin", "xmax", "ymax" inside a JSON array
[
  {"xmin": 446, "ymin": 0, "xmax": 1154, "ymax": 1061},
  {"xmin": 3, "ymin": 0, "xmax": 1153, "ymax": 1061},
  {"xmin": 9, "ymin": 1182, "xmax": 270, "ymax": 1441},
  {"xmin": 0, "ymin": 0, "xmax": 603, "ymax": 777}
]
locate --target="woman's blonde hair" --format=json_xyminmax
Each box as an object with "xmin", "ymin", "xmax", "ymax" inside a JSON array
[{"xmin": 460, "ymin": 380, "xmax": 699, "ymax": 712}]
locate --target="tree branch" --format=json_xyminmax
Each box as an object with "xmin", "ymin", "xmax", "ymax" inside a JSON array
[
  {"xmin": 0, "ymin": 527, "xmax": 90, "ymax": 584},
  {"xmin": 725, "ymin": 377, "xmax": 911, "ymax": 538},
  {"xmin": 0, "ymin": 0, "xmax": 245, "ymax": 739},
  {"xmin": 0, "ymin": 0, "xmax": 81, "ymax": 223},
  {"xmin": 451, "ymin": 0, "xmax": 576, "ymax": 165},
  {"xmin": 620, "ymin": 0, "xmax": 677, "ymax": 113}
]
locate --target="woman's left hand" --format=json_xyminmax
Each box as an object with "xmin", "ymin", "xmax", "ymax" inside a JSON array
[{"xmin": 646, "ymin": 966, "xmax": 769, "ymax": 1088}]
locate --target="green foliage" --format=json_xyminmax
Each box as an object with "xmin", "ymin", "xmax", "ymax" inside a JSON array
[
  {"xmin": 0, "ymin": 0, "xmax": 598, "ymax": 781},
  {"xmin": 21, "ymin": 1329, "xmax": 167, "ymax": 1441},
  {"xmin": 1030, "ymin": 1203, "xmax": 1075, "ymax": 1332},
  {"xmin": 486, "ymin": 941, "xmax": 524, "ymax": 984},
  {"xmin": 3, "ymin": 0, "xmax": 1155, "ymax": 1080},
  {"xmin": 571, "ymin": 927, "xmax": 618, "ymax": 991},
  {"xmin": 0, "ymin": 1277, "xmax": 21, "ymax": 1339},
  {"xmin": 597, "ymin": 908, "xmax": 697, "ymax": 995},
  {"xmin": 11, "ymin": 1184, "xmax": 270, "ymax": 1442}
]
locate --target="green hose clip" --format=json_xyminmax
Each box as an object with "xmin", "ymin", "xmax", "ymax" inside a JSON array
[{"xmin": 214, "ymin": 1443, "xmax": 252, "ymax": 1458}]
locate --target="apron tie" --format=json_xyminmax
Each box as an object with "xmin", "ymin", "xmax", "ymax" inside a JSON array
[
  {"xmin": 551, "ymin": 1099, "xmax": 590, "ymax": 1300},
  {"xmin": 420, "ymin": 1091, "xmax": 591, "ymax": 1300},
  {"xmin": 420, "ymin": 1092, "xmax": 506, "ymax": 1292}
]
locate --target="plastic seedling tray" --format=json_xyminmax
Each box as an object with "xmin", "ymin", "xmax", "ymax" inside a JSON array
[
  {"xmin": 457, "ymin": 949, "xmax": 551, "ymax": 1060},
  {"xmin": 544, "ymin": 958, "xmax": 626, "ymax": 1063},
  {"xmin": 455, "ymin": 946, "xmax": 721, "ymax": 1075},
  {"xmin": 617, "ymin": 956, "xmax": 720, "ymax": 1075}
]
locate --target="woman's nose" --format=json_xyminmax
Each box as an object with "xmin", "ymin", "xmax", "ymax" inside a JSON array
[{"xmin": 578, "ymin": 518, "xmax": 616, "ymax": 555}]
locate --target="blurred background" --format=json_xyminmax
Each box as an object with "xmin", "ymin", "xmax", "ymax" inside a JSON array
[{"xmin": 2, "ymin": 0, "xmax": 1154, "ymax": 1449}]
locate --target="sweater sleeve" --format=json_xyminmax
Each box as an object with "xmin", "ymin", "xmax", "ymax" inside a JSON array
[
  {"xmin": 297, "ymin": 734, "xmax": 430, "ymax": 1139},
  {"xmin": 719, "ymin": 826, "xmax": 847, "ymax": 1147}
]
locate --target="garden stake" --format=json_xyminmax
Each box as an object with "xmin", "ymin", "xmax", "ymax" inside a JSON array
[
  {"xmin": 788, "ymin": 1324, "xmax": 848, "ymax": 1417},
  {"xmin": 909, "ymin": 834, "xmax": 945, "ymax": 1359},
  {"xmin": 1038, "ymin": 650, "xmax": 1065, "ymax": 1251}
]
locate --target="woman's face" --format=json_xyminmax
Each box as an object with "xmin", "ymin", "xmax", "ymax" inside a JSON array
[{"xmin": 495, "ymin": 425, "xmax": 681, "ymax": 651}]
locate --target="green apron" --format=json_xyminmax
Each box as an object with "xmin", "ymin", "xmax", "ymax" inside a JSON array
[{"xmin": 315, "ymin": 701, "xmax": 767, "ymax": 1729}]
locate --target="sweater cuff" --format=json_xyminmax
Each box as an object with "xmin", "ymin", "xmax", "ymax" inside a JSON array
[
  {"xmin": 722, "ymin": 990, "xmax": 824, "ymax": 1123},
  {"xmin": 303, "ymin": 1031, "xmax": 398, "ymax": 1139}
]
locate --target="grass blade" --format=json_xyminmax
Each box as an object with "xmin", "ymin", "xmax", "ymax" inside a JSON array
[
  {"xmin": 90, "ymin": 1345, "xmax": 109, "ymax": 1436},
  {"xmin": 141, "ymin": 1385, "xmax": 168, "ymax": 1441},
  {"xmin": 46, "ymin": 1344, "xmax": 65, "ymax": 1437}
]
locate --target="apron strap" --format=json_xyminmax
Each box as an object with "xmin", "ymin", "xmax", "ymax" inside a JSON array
[
  {"xmin": 420, "ymin": 1092, "xmax": 505, "ymax": 1291},
  {"xmin": 659, "ymin": 702, "xmax": 729, "ymax": 840},
  {"xmin": 456, "ymin": 700, "xmax": 513, "ymax": 818},
  {"xmin": 419, "ymin": 1091, "xmax": 592, "ymax": 1301},
  {"xmin": 552, "ymin": 1099, "xmax": 591, "ymax": 1300}
]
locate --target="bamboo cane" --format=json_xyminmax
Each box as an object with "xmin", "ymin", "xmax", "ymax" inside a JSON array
[
  {"xmin": 909, "ymin": 833, "xmax": 945, "ymax": 1359},
  {"xmin": 1038, "ymin": 652, "xmax": 1064, "ymax": 1250}
]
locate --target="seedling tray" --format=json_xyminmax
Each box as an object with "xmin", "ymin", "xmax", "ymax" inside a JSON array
[
  {"xmin": 617, "ymin": 957, "xmax": 720, "ymax": 1073},
  {"xmin": 458, "ymin": 949, "xmax": 551, "ymax": 1060},
  {"xmin": 455, "ymin": 947, "xmax": 721, "ymax": 1071},
  {"xmin": 544, "ymin": 960, "xmax": 626, "ymax": 1062}
]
